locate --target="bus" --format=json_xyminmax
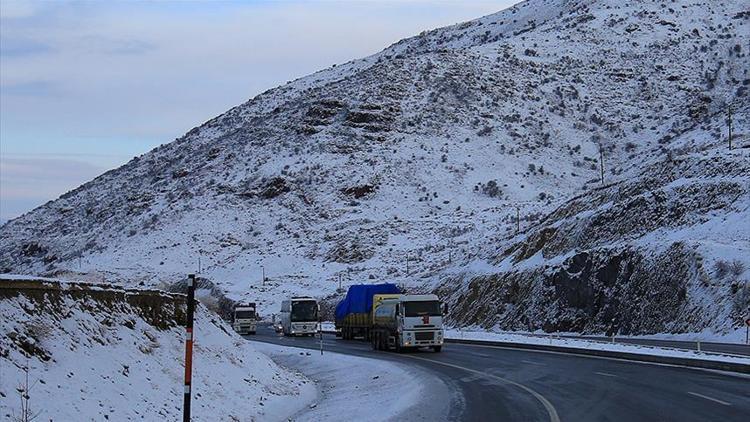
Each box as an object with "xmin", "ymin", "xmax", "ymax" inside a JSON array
[{"xmin": 280, "ymin": 297, "xmax": 319, "ymax": 336}]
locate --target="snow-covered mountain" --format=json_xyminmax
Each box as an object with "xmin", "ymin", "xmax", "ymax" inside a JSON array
[{"xmin": 1, "ymin": 0, "xmax": 748, "ymax": 334}]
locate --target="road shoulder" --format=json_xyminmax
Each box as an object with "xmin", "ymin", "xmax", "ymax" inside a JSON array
[{"xmin": 253, "ymin": 341, "xmax": 457, "ymax": 421}]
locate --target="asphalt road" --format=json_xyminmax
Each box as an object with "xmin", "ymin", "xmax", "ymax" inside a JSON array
[{"xmin": 248, "ymin": 324, "xmax": 750, "ymax": 422}]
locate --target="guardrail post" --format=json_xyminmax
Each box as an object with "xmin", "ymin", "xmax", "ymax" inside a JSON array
[
  {"xmin": 183, "ymin": 274, "xmax": 196, "ymax": 422},
  {"xmin": 696, "ymin": 340, "xmax": 701, "ymax": 353}
]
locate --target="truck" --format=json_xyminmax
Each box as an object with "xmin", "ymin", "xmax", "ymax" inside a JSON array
[
  {"xmin": 280, "ymin": 297, "xmax": 319, "ymax": 336},
  {"xmin": 370, "ymin": 293, "xmax": 445, "ymax": 352},
  {"xmin": 335, "ymin": 284, "xmax": 445, "ymax": 352},
  {"xmin": 334, "ymin": 283, "xmax": 401, "ymax": 340},
  {"xmin": 232, "ymin": 303, "xmax": 257, "ymax": 335}
]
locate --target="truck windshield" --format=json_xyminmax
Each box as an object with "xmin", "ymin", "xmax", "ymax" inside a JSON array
[
  {"xmin": 235, "ymin": 311, "xmax": 255, "ymax": 319},
  {"xmin": 291, "ymin": 301, "xmax": 318, "ymax": 322},
  {"xmin": 403, "ymin": 301, "xmax": 442, "ymax": 317}
]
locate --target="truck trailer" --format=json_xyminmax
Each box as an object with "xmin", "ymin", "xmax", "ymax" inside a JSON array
[
  {"xmin": 232, "ymin": 303, "xmax": 257, "ymax": 335},
  {"xmin": 334, "ymin": 283, "xmax": 401, "ymax": 340}
]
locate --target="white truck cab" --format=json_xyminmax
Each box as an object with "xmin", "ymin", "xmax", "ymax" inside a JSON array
[
  {"xmin": 372, "ymin": 293, "xmax": 445, "ymax": 352},
  {"xmin": 232, "ymin": 304, "xmax": 257, "ymax": 335}
]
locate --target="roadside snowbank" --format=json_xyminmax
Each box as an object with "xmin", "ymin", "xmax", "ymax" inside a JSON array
[
  {"xmin": 445, "ymin": 329, "xmax": 750, "ymax": 365},
  {"xmin": 0, "ymin": 282, "xmax": 314, "ymax": 421},
  {"xmin": 254, "ymin": 341, "xmax": 454, "ymax": 421}
]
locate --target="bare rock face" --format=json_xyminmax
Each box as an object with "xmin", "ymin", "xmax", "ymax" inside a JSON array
[
  {"xmin": 0, "ymin": 0, "xmax": 748, "ymax": 330},
  {"xmin": 439, "ymin": 152, "xmax": 750, "ymax": 335}
]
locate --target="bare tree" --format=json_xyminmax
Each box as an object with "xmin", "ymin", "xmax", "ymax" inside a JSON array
[{"xmin": 12, "ymin": 355, "xmax": 42, "ymax": 422}]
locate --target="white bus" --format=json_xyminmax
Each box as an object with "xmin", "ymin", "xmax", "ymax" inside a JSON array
[{"xmin": 280, "ymin": 297, "xmax": 319, "ymax": 336}]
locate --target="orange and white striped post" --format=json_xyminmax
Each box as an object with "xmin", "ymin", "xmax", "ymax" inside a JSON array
[{"xmin": 183, "ymin": 274, "xmax": 196, "ymax": 422}]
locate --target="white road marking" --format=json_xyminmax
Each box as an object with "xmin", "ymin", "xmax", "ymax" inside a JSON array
[
  {"xmin": 687, "ymin": 391, "xmax": 731, "ymax": 406},
  {"xmin": 522, "ymin": 360, "xmax": 546, "ymax": 366},
  {"xmin": 459, "ymin": 373, "xmax": 485, "ymax": 383},
  {"xmin": 403, "ymin": 354, "xmax": 560, "ymax": 422},
  {"xmin": 595, "ymin": 372, "xmax": 617, "ymax": 378}
]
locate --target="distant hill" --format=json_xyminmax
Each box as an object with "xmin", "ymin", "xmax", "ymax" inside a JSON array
[{"xmin": 1, "ymin": 0, "xmax": 748, "ymax": 335}]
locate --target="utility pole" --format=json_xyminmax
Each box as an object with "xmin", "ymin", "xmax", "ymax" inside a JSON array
[
  {"xmin": 515, "ymin": 206, "xmax": 520, "ymax": 234},
  {"xmin": 728, "ymin": 103, "xmax": 733, "ymax": 150},
  {"xmin": 599, "ymin": 144, "xmax": 604, "ymax": 185},
  {"xmin": 338, "ymin": 273, "xmax": 342, "ymax": 290},
  {"xmin": 319, "ymin": 308, "xmax": 324, "ymax": 356},
  {"xmin": 261, "ymin": 266, "xmax": 265, "ymax": 286},
  {"xmin": 183, "ymin": 274, "xmax": 196, "ymax": 422},
  {"xmin": 448, "ymin": 239, "xmax": 453, "ymax": 264}
]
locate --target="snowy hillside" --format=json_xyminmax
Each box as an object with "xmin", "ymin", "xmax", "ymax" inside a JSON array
[
  {"xmin": 1, "ymin": 0, "xmax": 748, "ymax": 333},
  {"xmin": 438, "ymin": 149, "xmax": 750, "ymax": 335},
  {"xmin": 0, "ymin": 278, "xmax": 314, "ymax": 421}
]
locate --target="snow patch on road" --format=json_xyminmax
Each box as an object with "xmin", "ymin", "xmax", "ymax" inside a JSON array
[{"xmin": 253, "ymin": 341, "xmax": 454, "ymax": 421}]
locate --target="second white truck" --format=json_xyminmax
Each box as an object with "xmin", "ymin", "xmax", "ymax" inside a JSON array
[{"xmin": 232, "ymin": 303, "xmax": 257, "ymax": 335}]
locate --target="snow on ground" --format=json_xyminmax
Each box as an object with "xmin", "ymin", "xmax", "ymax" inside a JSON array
[
  {"xmin": 445, "ymin": 329, "xmax": 750, "ymax": 365},
  {"xmin": 253, "ymin": 341, "xmax": 455, "ymax": 422},
  {"xmin": 0, "ymin": 284, "xmax": 314, "ymax": 421}
]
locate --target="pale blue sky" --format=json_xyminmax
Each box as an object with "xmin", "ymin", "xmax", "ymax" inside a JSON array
[{"xmin": 0, "ymin": 0, "xmax": 517, "ymax": 221}]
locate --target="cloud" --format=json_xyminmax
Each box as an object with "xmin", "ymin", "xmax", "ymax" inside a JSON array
[
  {"xmin": 0, "ymin": 0, "xmax": 40, "ymax": 19},
  {"xmin": 0, "ymin": 37, "xmax": 55, "ymax": 58},
  {"xmin": 0, "ymin": 156, "xmax": 105, "ymax": 220},
  {"xmin": 78, "ymin": 35, "xmax": 157, "ymax": 55},
  {"xmin": 1, "ymin": 80, "xmax": 60, "ymax": 96}
]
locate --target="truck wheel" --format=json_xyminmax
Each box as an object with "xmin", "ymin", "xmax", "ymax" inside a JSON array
[
  {"xmin": 432, "ymin": 346, "xmax": 442, "ymax": 353},
  {"xmin": 371, "ymin": 333, "xmax": 378, "ymax": 350}
]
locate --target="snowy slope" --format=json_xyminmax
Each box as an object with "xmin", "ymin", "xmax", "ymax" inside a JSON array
[
  {"xmin": 0, "ymin": 278, "xmax": 314, "ymax": 421},
  {"xmin": 439, "ymin": 149, "xmax": 750, "ymax": 336},
  {"xmin": 1, "ymin": 0, "xmax": 748, "ymax": 331}
]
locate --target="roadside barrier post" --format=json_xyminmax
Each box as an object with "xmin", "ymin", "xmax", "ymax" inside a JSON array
[{"xmin": 183, "ymin": 274, "xmax": 196, "ymax": 422}]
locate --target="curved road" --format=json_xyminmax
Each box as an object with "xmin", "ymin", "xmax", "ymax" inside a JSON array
[{"xmin": 247, "ymin": 325, "xmax": 749, "ymax": 421}]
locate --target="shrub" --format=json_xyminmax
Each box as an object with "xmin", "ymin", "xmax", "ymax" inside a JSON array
[
  {"xmin": 714, "ymin": 260, "xmax": 731, "ymax": 278},
  {"xmin": 482, "ymin": 180, "xmax": 502, "ymax": 198},
  {"xmin": 730, "ymin": 260, "xmax": 746, "ymax": 277}
]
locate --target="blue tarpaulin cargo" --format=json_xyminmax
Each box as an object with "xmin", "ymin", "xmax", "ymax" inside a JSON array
[{"xmin": 335, "ymin": 283, "xmax": 400, "ymax": 321}]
